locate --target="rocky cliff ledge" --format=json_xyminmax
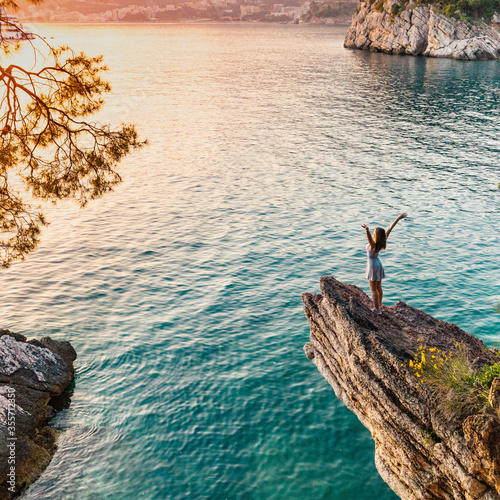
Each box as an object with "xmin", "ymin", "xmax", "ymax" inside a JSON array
[
  {"xmin": 303, "ymin": 277, "xmax": 500, "ymax": 500},
  {"xmin": 344, "ymin": 0, "xmax": 500, "ymax": 59},
  {"xmin": 0, "ymin": 329, "xmax": 76, "ymax": 499}
]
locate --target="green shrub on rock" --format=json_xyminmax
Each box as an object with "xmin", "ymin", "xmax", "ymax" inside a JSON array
[
  {"xmin": 479, "ymin": 362, "xmax": 500, "ymax": 389},
  {"xmin": 381, "ymin": 0, "xmax": 500, "ymax": 22},
  {"xmin": 408, "ymin": 341, "xmax": 500, "ymax": 422},
  {"xmin": 428, "ymin": 0, "xmax": 500, "ymax": 21}
]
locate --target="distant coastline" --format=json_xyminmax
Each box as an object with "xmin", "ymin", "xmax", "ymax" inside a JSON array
[
  {"xmin": 28, "ymin": 19, "xmax": 354, "ymax": 24},
  {"xmin": 18, "ymin": 0, "xmax": 357, "ymax": 25}
]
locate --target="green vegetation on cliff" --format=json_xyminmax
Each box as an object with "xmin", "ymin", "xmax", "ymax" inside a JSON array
[
  {"xmin": 431, "ymin": 0, "xmax": 499, "ymax": 20},
  {"xmin": 386, "ymin": 0, "xmax": 500, "ymax": 21}
]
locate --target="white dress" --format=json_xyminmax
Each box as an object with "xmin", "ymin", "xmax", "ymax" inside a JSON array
[{"xmin": 365, "ymin": 243, "xmax": 385, "ymax": 281}]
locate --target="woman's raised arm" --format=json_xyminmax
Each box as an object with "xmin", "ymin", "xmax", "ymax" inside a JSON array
[
  {"xmin": 361, "ymin": 224, "xmax": 375, "ymax": 249},
  {"xmin": 385, "ymin": 213, "xmax": 407, "ymax": 240}
]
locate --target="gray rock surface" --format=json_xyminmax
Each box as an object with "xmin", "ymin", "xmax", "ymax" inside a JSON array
[
  {"xmin": 344, "ymin": 0, "xmax": 500, "ymax": 59},
  {"xmin": 0, "ymin": 329, "xmax": 76, "ymax": 499},
  {"xmin": 303, "ymin": 276, "xmax": 500, "ymax": 499}
]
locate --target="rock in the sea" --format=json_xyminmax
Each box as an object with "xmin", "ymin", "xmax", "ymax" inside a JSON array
[
  {"xmin": 0, "ymin": 329, "xmax": 76, "ymax": 499},
  {"xmin": 303, "ymin": 276, "xmax": 500, "ymax": 499},
  {"xmin": 344, "ymin": 0, "xmax": 500, "ymax": 60}
]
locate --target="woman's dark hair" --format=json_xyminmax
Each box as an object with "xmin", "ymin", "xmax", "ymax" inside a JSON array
[{"xmin": 374, "ymin": 227, "xmax": 386, "ymax": 253}]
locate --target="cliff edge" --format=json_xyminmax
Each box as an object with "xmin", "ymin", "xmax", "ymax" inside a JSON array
[
  {"xmin": 344, "ymin": 0, "xmax": 500, "ymax": 59},
  {"xmin": 0, "ymin": 329, "xmax": 76, "ymax": 499},
  {"xmin": 303, "ymin": 276, "xmax": 500, "ymax": 500}
]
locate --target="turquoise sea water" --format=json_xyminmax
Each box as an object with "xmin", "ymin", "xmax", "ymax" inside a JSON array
[{"xmin": 2, "ymin": 23, "xmax": 499, "ymax": 499}]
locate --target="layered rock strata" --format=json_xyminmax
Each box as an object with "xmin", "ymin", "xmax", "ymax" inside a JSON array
[
  {"xmin": 344, "ymin": 0, "xmax": 500, "ymax": 59},
  {"xmin": 303, "ymin": 276, "xmax": 500, "ymax": 499},
  {"xmin": 0, "ymin": 329, "xmax": 76, "ymax": 499}
]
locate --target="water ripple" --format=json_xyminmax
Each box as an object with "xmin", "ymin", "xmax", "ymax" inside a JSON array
[{"xmin": 4, "ymin": 23, "xmax": 498, "ymax": 500}]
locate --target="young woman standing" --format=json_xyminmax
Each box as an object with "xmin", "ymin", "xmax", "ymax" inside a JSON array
[{"xmin": 362, "ymin": 213, "xmax": 407, "ymax": 313}]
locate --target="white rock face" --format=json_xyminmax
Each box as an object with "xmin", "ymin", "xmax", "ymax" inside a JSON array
[
  {"xmin": 0, "ymin": 335, "xmax": 60, "ymax": 382},
  {"xmin": 344, "ymin": 0, "xmax": 500, "ymax": 60},
  {"xmin": 0, "ymin": 333, "xmax": 76, "ymax": 393}
]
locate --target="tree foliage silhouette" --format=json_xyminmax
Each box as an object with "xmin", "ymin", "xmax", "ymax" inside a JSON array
[{"xmin": 0, "ymin": 0, "xmax": 143, "ymax": 267}]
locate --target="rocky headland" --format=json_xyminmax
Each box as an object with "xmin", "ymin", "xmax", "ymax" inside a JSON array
[
  {"xmin": 303, "ymin": 276, "xmax": 500, "ymax": 499},
  {"xmin": 344, "ymin": 0, "xmax": 500, "ymax": 59},
  {"xmin": 0, "ymin": 329, "xmax": 76, "ymax": 499}
]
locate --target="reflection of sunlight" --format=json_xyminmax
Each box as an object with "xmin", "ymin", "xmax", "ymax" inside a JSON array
[
  {"xmin": 2, "ymin": 33, "xmax": 51, "ymax": 68},
  {"xmin": 0, "ymin": 32, "xmax": 119, "ymax": 245},
  {"xmin": 1, "ymin": 37, "xmax": 54, "ymax": 117}
]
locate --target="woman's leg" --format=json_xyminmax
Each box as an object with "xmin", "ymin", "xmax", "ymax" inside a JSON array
[
  {"xmin": 369, "ymin": 280, "xmax": 379, "ymax": 309},
  {"xmin": 377, "ymin": 281, "xmax": 383, "ymax": 309}
]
